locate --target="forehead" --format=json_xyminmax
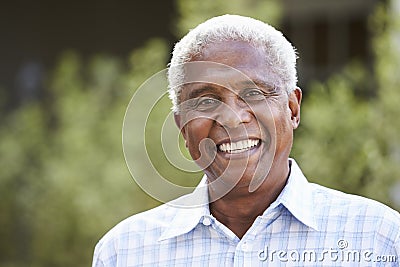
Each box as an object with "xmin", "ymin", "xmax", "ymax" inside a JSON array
[
  {"xmin": 180, "ymin": 40, "xmax": 280, "ymax": 95},
  {"xmin": 194, "ymin": 40, "xmax": 265, "ymax": 65}
]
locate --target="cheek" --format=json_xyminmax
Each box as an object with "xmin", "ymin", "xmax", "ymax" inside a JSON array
[
  {"xmin": 272, "ymin": 106, "xmax": 292, "ymax": 134},
  {"xmin": 251, "ymin": 104, "xmax": 278, "ymax": 132},
  {"xmin": 184, "ymin": 119, "xmax": 213, "ymax": 157},
  {"xmin": 272, "ymin": 106, "xmax": 294, "ymax": 150},
  {"xmin": 252, "ymin": 102, "xmax": 293, "ymax": 141}
]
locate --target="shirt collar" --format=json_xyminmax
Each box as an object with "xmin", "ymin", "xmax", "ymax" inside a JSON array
[
  {"xmin": 268, "ymin": 158, "xmax": 319, "ymax": 231},
  {"xmin": 159, "ymin": 158, "xmax": 318, "ymax": 241},
  {"xmin": 158, "ymin": 175, "xmax": 210, "ymax": 241}
]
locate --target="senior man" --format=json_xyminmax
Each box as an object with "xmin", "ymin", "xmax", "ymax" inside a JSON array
[{"xmin": 93, "ymin": 15, "xmax": 399, "ymax": 266}]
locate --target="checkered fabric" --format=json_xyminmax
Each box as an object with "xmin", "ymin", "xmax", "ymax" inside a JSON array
[{"xmin": 92, "ymin": 159, "xmax": 400, "ymax": 266}]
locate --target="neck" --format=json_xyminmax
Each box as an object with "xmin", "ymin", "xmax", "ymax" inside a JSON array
[{"xmin": 208, "ymin": 160, "xmax": 290, "ymax": 239}]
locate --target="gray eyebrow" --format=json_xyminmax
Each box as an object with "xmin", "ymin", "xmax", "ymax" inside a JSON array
[
  {"xmin": 187, "ymin": 86, "xmax": 218, "ymax": 99},
  {"xmin": 238, "ymin": 79, "xmax": 278, "ymax": 92}
]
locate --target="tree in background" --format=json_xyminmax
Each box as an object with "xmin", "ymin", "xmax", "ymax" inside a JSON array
[
  {"xmin": 0, "ymin": 40, "xmax": 169, "ymax": 267},
  {"xmin": 0, "ymin": 0, "xmax": 398, "ymax": 266},
  {"xmin": 0, "ymin": 1, "xmax": 280, "ymax": 267},
  {"xmin": 175, "ymin": 0, "xmax": 280, "ymax": 36},
  {"xmin": 292, "ymin": 2, "xmax": 400, "ymax": 209}
]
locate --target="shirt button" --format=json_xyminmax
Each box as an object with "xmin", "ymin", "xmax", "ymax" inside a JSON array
[
  {"xmin": 202, "ymin": 217, "xmax": 212, "ymax": 226},
  {"xmin": 241, "ymin": 242, "xmax": 249, "ymax": 251}
]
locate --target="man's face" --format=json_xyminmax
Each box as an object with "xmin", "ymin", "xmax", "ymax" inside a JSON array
[{"xmin": 174, "ymin": 40, "xmax": 301, "ymax": 192}]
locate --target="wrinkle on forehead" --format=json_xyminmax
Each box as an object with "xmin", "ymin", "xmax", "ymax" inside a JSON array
[{"xmin": 181, "ymin": 61, "xmax": 281, "ymax": 93}]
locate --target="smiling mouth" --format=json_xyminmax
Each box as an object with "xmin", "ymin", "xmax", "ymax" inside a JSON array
[{"xmin": 217, "ymin": 139, "xmax": 260, "ymax": 154}]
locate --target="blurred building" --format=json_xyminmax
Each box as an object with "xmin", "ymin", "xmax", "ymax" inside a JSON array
[
  {"xmin": 0, "ymin": 0, "xmax": 380, "ymax": 108},
  {"xmin": 0, "ymin": 1, "xmax": 176, "ymax": 109},
  {"xmin": 282, "ymin": 0, "xmax": 379, "ymax": 85}
]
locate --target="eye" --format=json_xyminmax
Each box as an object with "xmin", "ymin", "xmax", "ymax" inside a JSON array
[
  {"xmin": 198, "ymin": 98, "xmax": 217, "ymax": 106},
  {"xmin": 242, "ymin": 89, "xmax": 266, "ymax": 100},
  {"xmin": 245, "ymin": 89, "xmax": 263, "ymax": 97},
  {"xmin": 195, "ymin": 96, "xmax": 220, "ymax": 111}
]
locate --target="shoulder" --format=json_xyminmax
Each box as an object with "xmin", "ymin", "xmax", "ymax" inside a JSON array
[
  {"xmin": 92, "ymin": 202, "xmax": 177, "ymax": 265},
  {"xmin": 310, "ymin": 183, "xmax": 400, "ymax": 239},
  {"xmin": 92, "ymin": 185, "xmax": 209, "ymax": 266},
  {"xmin": 99, "ymin": 202, "xmax": 177, "ymax": 243},
  {"xmin": 311, "ymin": 183, "xmax": 399, "ymax": 217}
]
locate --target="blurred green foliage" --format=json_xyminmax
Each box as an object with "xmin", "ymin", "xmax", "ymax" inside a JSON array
[
  {"xmin": 0, "ymin": 40, "xmax": 168, "ymax": 267},
  {"xmin": 175, "ymin": 0, "xmax": 281, "ymax": 36},
  {"xmin": 291, "ymin": 3, "xmax": 400, "ymax": 209},
  {"xmin": 0, "ymin": 0, "xmax": 399, "ymax": 266}
]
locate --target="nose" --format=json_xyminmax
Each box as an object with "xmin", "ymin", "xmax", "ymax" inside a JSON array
[{"xmin": 216, "ymin": 98, "xmax": 252, "ymax": 129}]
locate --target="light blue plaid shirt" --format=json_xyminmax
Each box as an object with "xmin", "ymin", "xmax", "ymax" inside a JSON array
[{"xmin": 92, "ymin": 159, "xmax": 400, "ymax": 266}]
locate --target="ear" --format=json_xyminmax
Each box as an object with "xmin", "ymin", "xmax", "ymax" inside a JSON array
[
  {"xmin": 288, "ymin": 87, "xmax": 302, "ymax": 129},
  {"xmin": 174, "ymin": 112, "xmax": 188, "ymax": 147}
]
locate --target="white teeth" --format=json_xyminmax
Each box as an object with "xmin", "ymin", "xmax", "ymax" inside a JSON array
[
  {"xmin": 218, "ymin": 139, "xmax": 260, "ymax": 153},
  {"xmin": 231, "ymin": 142, "xmax": 237, "ymax": 150},
  {"xmin": 239, "ymin": 140, "xmax": 246, "ymax": 150},
  {"xmin": 221, "ymin": 143, "xmax": 227, "ymax": 151}
]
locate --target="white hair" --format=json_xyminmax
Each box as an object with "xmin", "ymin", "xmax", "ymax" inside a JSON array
[{"xmin": 168, "ymin": 14, "xmax": 298, "ymax": 113}]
